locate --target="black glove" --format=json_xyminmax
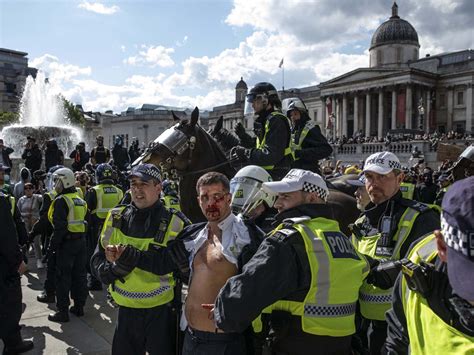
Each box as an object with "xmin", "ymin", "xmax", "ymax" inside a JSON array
[
  {"xmin": 366, "ymin": 259, "xmax": 403, "ymax": 290},
  {"xmin": 230, "ymin": 146, "xmax": 250, "ymax": 162},
  {"xmin": 112, "ymin": 245, "xmax": 142, "ymax": 278}
]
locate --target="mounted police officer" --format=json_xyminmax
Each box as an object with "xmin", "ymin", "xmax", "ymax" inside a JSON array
[
  {"xmin": 231, "ymin": 82, "xmax": 292, "ymax": 180},
  {"xmin": 351, "ymin": 151, "xmax": 440, "ymax": 354},
  {"xmin": 282, "ymin": 97, "xmax": 332, "ymax": 174},
  {"xmin": 47, "ymin": 167, "xmax": 88, "ymax": 322},
  {"xmin": 91, "ymin": 163, "xmax": 189, "ymax": 355},
  {"xmin": 85, "ymin": 163, "xmax": 123, "ymax": 290},
  {"xmin": 214, "ymin": 169, "xmax": 370, "ymax": 354},
  {"xmin": 384, "ymin": 176, "xmax": 474, "ymax": 354},
  {"xmin": 0, "ymin": 191, "xmax": 34, "ymax": 354}
]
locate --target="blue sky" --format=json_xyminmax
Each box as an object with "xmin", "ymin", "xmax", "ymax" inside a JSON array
[{"xmin": 1, "ymin": 0, "xmax": 472, "ymax": 113}]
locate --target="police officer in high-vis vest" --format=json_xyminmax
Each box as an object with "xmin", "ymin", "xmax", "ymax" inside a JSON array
[
  {"xmin": 47, "ymin": 167, "xmax": 88, "ymax": 323},
  {"xmin": 90, "ymin": 163, "xmax": 189, "ymax": 355},
  {"xmin": 214, "ymin": 169, "xmax": 370, "ymax": 355},
  {"xmin": 33, "ymin": 165, "xmax": 62, "ymax": 303},
  {"xmin": 282, "ymin": 97, "xmax": 332, "ymax": 174},
  {"xmin": 352, "ymin": 151, "xmax": 440, "ymax": 355},
  {"xmin": 383, "ymin": 176, "xmax": 474, "ymax": 354},
  {"xmin": 85, "ymin": 163, "xmax": 123, "ymax": 290},
  {"xmin": 230, "ymin": 82, "xmax": 293, "ymax": 180}
]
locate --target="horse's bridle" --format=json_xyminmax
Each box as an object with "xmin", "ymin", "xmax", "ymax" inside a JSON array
[{"xmin": 143, "ymin": 124, "xmax": 197, "ymax": 180}]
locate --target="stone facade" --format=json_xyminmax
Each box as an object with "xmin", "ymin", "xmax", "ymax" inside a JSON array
[{"xmin": 0, "ymin": 48, "xmax": 37, "ymax": 113}]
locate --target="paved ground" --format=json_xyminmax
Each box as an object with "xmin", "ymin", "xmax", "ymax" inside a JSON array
[{"xmin": 1, "ymin": 260, "xmax": 117, "ymax": 355}]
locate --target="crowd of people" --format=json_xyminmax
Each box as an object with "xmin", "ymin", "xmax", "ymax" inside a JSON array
[{"xmin": 0, "ymin": 81, "xmax": 473, "ymax": 355}]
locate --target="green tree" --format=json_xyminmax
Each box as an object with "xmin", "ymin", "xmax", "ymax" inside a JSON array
[
  {"xmin": 0, "ymin": 111, "xmax": 19, "ymax": 125},
  {"xmin": 62, "ymin": 97, "xmax": 85, "ymax": 127}
]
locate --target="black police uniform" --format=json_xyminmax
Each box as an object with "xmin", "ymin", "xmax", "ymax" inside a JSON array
[
  {"xmin": 214, "ymin": 205, "xmax": 354, "ymax": 355},
  {"xmin": 49, "ymin": 187, "xmax": 88, "ymax": 321},
  {"xmin": 91, "ymin": 200, "xmax": 190, "ymax": 355},
  {"xmin": 0, "ymin": 193, "xmax": 34, "ymax": 353},
  {"xmin": 31, "ymin": 191, "xmax": 57, "ymax": 301},
  {"xmin": 250, "ymin": 109, "xmax": 292, "ymax": 181},
  {"xmin": 291, "ymin": 115, "xmax": 332, "ymax": 174},
  {"xmin": 352, "ymin": 191, "xmax": 440, "ymax": 354}
]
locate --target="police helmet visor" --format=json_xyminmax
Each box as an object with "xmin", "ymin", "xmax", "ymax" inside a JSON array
[
  {"xmin": 230, "ymin": 176, "xmax": 267, "ymax": 217},
  {"xmin": 156, "ymin": 124, "xmax": 189, "ymax": 155}
]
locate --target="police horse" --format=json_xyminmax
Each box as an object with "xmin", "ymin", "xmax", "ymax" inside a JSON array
[{"xmin": 133, "ymin": 108, "xmax": 360, "ymax": 236}]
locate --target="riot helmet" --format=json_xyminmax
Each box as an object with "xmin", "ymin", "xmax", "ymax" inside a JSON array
[
  {"xmin": 244, "ymin": 82, "xmax": 281, "ymax": 116},
  {"xmin": 52, "ymin": 167, "xmax": 75, "ymax": 193},
  {"xmin": 96, "ymin": 163, "xmax": 114, "ymax": 183},
  {"xmin": 230, "ymin": 165, "xmax": 276, "ymax": 219}
]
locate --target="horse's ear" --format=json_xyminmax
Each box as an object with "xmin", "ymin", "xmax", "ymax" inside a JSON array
[
  {"xmin": 171, "ymin": 111, "xmax": 180, "ymax": 122},
  {"xmin": 190, "ymin": 107, "xmax": 199, "ymax": 126}
]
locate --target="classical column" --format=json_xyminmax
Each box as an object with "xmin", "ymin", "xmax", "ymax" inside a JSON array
[
  {"xmin": 321, "ymin": 97, "xmax": 327, "ymax": 135},
  {"xmin": 466, "ymin": 84, "xmax": 473, "ymax": 134},
  {"xmin": 342, "ymin": 94, "xmax": 348, "ymax": 137},
  {"xmin": 405, "ymin": 85, "xmax": 412, "ymax": 129},
  {"xmin": 425, "ymin": 90, "xmax": 431, "ymax": 134},
  {"xmin": 378, "ymin": 90, "xmax": 384, "ymax": 138},
  {"xmin": 365, "ymin": 92, "xmax": 371, "ymax": 137},
  {"xmin": 447, "ymin": 87, "xmax": 454, "ymax": 131},
  {"xmin": 353, "ymin": 95, "xmax": 359, "ymax": 135},
  {"xmin": 391, "ymin": 89, "xmax": 397, "ymax": 129}
]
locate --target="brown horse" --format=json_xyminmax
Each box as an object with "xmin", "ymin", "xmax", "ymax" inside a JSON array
[
  {"xmin": 133, "ymin": 107, "xmax": 235, "ymax": 222},
  {"xmin": 134, "ymin": 108, "xmax": 361, "ymax": 234}
]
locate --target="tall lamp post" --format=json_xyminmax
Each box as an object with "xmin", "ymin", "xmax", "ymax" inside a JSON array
[{"xmin": 418, "ymin": 98, "xmax": 425, "ymax": 131}]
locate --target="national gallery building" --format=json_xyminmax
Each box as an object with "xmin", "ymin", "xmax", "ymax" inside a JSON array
[{"xmin": 209, "ymin": 2, "xmax": 473, "ymax": 139}]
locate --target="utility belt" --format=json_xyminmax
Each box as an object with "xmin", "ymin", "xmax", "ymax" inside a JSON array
[{"xmin": 63, "ymin": 233, "xmax": 85, "ymax": 241}]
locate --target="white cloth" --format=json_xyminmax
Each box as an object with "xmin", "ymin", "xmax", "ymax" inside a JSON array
[{"xmin": 184, "ymin": 212, "xmax": 251, "ymax": 268}]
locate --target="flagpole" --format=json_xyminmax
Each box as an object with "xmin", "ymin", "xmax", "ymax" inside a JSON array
[{"xmin": 282, "ymin": 63, "xmax": 285, "ymax": 92}]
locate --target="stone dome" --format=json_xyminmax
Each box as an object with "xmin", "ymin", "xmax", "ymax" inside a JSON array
[
  {"xmin": 370, "ymin": 2, "xmax": 419, "ymax": 50},
  {"xmin": 235, "ymin": 77, "xmax": 248, "ymax": 90}
]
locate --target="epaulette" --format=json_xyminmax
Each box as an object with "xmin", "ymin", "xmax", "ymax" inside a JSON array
[
  {"xmin": 398, "ymin": 199, "xmax": 431, "ymax": 213},
  {"xmin": 272, "ymin": 228, "xmax": 299, "ymax": 242},
  {"xmin": 169, "ymin": 207, "xmax": 192, "ymax": 226}
]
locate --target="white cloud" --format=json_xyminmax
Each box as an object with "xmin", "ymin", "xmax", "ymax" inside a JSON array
[
  {"xmin": 175, "ymin": 36, "xmax": 188, "ymax": 47},
  {"xmin": 124, "ymin": 45, "xmax": 175, "ymax": 68},
  {"xmin": 120, "ymin": 45, "xmax": 126, "ymax": 52},
  {"xmin": 78, "ymin": 1, "xmax": 119, "ymax": 15},
  {"xmin": 31, "ymin": 0, "xmax": 473, "ymax": 114}
]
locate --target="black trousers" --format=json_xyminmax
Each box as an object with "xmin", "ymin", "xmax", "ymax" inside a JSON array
[
  {"xmin": 182, "ymin": 327, "xmax": 246, "ymax": 355},
  {"xmin": 44, "ymin": 250, "xmax": 56, "ymax": 294},
  {"xmin": 366, "ymin": 320, "xmax": 387, "ymax": 355},
  {"xmin": 112, "ymin": 303, "xmax": 176, "ymax": 355},
  {"xmin": 0, "ymin": 278, "xmax": 23, "ymax": 348},
  {"xmin": 55, "ymin": 238, "xmax": 88, "ymax": 311},
  {"xmin": 86, "ymin": 220, "xmax": 103, "ymax": 287}
]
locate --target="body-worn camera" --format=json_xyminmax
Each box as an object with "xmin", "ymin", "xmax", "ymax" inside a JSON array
[{"xmin": 401, "ymin": 259, "xmax": 433, "ymax": 298}]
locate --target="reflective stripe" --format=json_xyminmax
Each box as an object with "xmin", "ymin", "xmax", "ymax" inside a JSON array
[
  {"xmin": 62, "ymin": 196, "xmax": 85, "ymax": 227},
  {"xmin": 416, "ymin": 237, "xmax": 437, "ymax": 260},
  {"xmin": 300, "ymin": 224, "xmax": 329, "ymax": 304},
  {"xmin": 392, "ymin": 208, "xmax": 419, "ymax": 259},
  {"xmin": 304, "ymin": 302, "xmax": 356, "ymax": 318},
  {"xmin": 291, "ymin": 121, "xmax": 315, "ymax": 160},
  {"xmin": 359, "ymin": 292, "xmax": 392, "ymax": 304},
  {"xmin": 114, "ymin": 284, "xmax": 171, "ymax": 299},
  {"xmin": 101, "ymin": 207, "xmax": 126, "ymax": 247}
]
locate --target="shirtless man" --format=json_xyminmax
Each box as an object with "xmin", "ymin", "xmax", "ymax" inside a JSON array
[{"xmin": 180, "ymin": 172, "xmax": 264, "ymax": 355}]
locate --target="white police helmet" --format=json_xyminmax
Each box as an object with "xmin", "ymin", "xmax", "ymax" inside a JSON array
[
  {"xmin": 281, "ymin": 97, "xmax": 308, "ymax": 116},
  {"xmin": 52, "ymin": 167, "xmax": 76, "ymax": 192},
  {"xmin": 230, "ymin": 165, "xmax": 276, "ymax": 218}
]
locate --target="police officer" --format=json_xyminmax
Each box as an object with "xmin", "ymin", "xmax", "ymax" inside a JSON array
[
  {"xmin": 384, "ymin": 176, "xmax": 474, "ymax": 354},
  {"xmin": 33, "ymin": 165, "xmax": 63, "ymax": 303},
  {"xmin": 85, "ymin": 163, "xmax": 123, "ymax": 290},
  {"xmin": 282, "ymin": 97, "xmax": 332, "ymax": 174},
  {"xmin": 231, "ymin": 82, "xmax": 292, "ymax": 180},
  {"xmin": 91, "ymin": 163, "xmax": 189, "ymax": 355},
  {"xmin": 90, "ymin": 135, "xmax": 110, "ymax": 165},
  {"xmin": 352, "ymin": 151, "xmax": 440, "ymax": 354},
  {"xmin": 230, "ymin": 165, "xmax": 277, "ymax": 233},
  {"xmin": 214, "ymin": 169, "xmax": 370, "ymax": 354},
  {"xmin": 399, "ymin": 168, "xmax": 415, "ymax": 200},
  {"xmin": 161, "ymin": 179, "xmax": 181, "ymax": 211},
  {"xmin": 434, "ymin": 172, "xmax": 451, "ymax": 206},
  {"xmin": 0, "ymin": 192, "xmax": 34, "ymax": 354},
  {"xmin": 47, "ymin": 167, "xmax": 88, "ymax": 322}
]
